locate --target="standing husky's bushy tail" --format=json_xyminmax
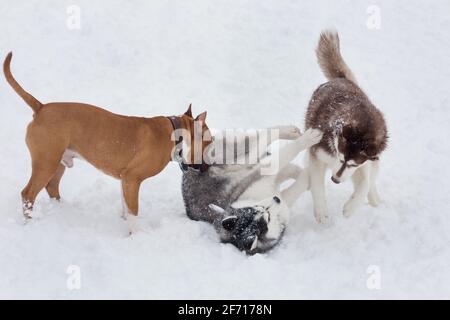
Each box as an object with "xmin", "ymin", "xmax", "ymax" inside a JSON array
[{"xmin": 316, "ymin": 30, "xmax": 357, "ymax": 84}]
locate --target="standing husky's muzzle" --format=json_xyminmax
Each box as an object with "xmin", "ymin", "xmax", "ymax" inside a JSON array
[
  {"xmin": 331, "ymin": 160, "xmax": 359, "ymax": 184},
  {"xmin": 331, "ymin": 176, "xmax": 341, "ymax": 184}
]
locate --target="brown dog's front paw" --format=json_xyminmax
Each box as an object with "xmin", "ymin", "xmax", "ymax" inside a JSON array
[{"xmin": 22, "ymin": 201, "xmax": 33, "ymax": 221}]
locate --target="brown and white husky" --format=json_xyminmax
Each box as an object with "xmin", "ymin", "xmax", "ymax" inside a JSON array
[{"xmin": 297, "ymin": 30, "xmax": 388, "ymax": 223}]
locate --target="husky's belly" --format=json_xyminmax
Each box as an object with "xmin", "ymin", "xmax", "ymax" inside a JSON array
[{"xmin": 233, "ymin": 175, "xmax": 277, "ymax": 205}]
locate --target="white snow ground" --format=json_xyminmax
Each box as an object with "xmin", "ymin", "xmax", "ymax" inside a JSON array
[{"xmin": 1, "ymin": 0, "xmax": 449, "ymax": 299}]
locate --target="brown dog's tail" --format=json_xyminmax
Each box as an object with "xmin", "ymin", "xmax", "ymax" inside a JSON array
[
  {"xmin": 3, "ymin": 52, "xmax": 42, "ymax": 113},
  {"xmin": 316, "ymin": 30, "xmax": 357, "ymax": 84}
]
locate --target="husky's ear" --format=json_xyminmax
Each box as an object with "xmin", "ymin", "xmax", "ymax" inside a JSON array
[
  {"xmin": 243, "ymin": 235, "xmax": 258, "ymax": 251},
  {"xmin": 209, "ymin": 204, "xmax": 226, "ymax": 215},
  {"xmin": 195, "ymin": 111, "xmax": 207, "ymax": 126},
  {"xmin": 184, "ymin": 104, "xmax": 193, "ymax": 117},
  {"xmin": 221, "ymin": 216, "xmax": 238, "ymax": 231}
]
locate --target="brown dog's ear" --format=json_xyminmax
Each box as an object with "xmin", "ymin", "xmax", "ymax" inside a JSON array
[
  {"xmin": 184, "ymin": 104, "xmax": 193, "ymax": 117},
  {"xmin": 195, "ymin": 111, "xmax": 207, "ymax": 125}
]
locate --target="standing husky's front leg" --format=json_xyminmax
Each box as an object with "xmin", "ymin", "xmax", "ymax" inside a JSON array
[
  {"xmin": 343, "ymin": 163, "xmax": 371, "ymax": 217},
  {"xmin": 309, "ymin": 151, "xmax": 329, "ymax": 223},
  {"xmin": 368, "ymin": 160, "xmax": 381, "ymax": 207}
]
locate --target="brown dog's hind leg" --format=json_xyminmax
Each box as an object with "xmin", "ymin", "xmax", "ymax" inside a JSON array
[
  {"xmin": 22, "ymin": 121, "xmax": 68, "ymax": 218},
  {"xmin": 46, "ymin": 164, "xmax": 66, "ymax": 200},
  {"xmin": 21, "ymin": 143, "xmax": 65, "ymax": 219},
  {"xmin": 21, "ymin": 163, "xmax": 61, "ymax": 218}
]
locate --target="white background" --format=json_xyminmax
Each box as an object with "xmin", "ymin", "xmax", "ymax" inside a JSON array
[{"xmin": 0, "ymin": 0, "xmax": 449, "ymax": 298}]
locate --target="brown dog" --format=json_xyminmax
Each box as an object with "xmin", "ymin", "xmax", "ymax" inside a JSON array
[{"xmin": 3, "ymin": 52, "xmax": 211, "ymax": 233}]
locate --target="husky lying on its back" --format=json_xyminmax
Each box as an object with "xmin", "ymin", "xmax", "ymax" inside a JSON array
[{"xmin": 182, "ymin": 126, "xmax": 322, "ymax": 254}]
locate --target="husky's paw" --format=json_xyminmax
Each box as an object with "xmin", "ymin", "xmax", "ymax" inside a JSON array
[
  {"xmin": 302, "ymin": 128, "xmax": 323, "ymax": 147},
  {"xmin": 277, "ymin": 125, "xmax": 302, "ymax": 140},
  {"xmin": 343, "ymin": 198, "xmax": 363, "ymax": 217},
  {"xmin": 368, "ymin": 191, "xmax": 381, "ymax": 207},
  {"xmin": 314, "ymin": 206, "xmax": 329, "ymax": 224}
]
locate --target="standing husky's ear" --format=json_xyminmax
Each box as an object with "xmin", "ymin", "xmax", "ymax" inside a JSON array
[
  {"xmin": 195, "ymin": 111, "xmax": 207, "ymax": 126},
  {"xmin": 184, "ymin": 104, "xmax": 193, "ymax": 117}
]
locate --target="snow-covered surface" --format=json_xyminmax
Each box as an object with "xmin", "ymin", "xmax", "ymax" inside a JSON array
[{"xmin": 1, "ymin": 0, "xmax": 449, "ymax": 299}]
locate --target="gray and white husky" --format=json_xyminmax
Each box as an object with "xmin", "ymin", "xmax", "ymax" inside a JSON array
[
  {"xmin": 302, "ymin": 30, "xmax": 388, "ymax": 223},
  {"xmin": 182, "ymin": 126, "xmax": 322, "ymax": 254}
]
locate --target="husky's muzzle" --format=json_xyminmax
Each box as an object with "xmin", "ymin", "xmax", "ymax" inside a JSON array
[
  {"xmin": 331, "ymin": 176, "xmax": 341, "ymax": 184},
  {"xmin": 331, "ymin": 162, "xmax": 347, "ymax": 184}
]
